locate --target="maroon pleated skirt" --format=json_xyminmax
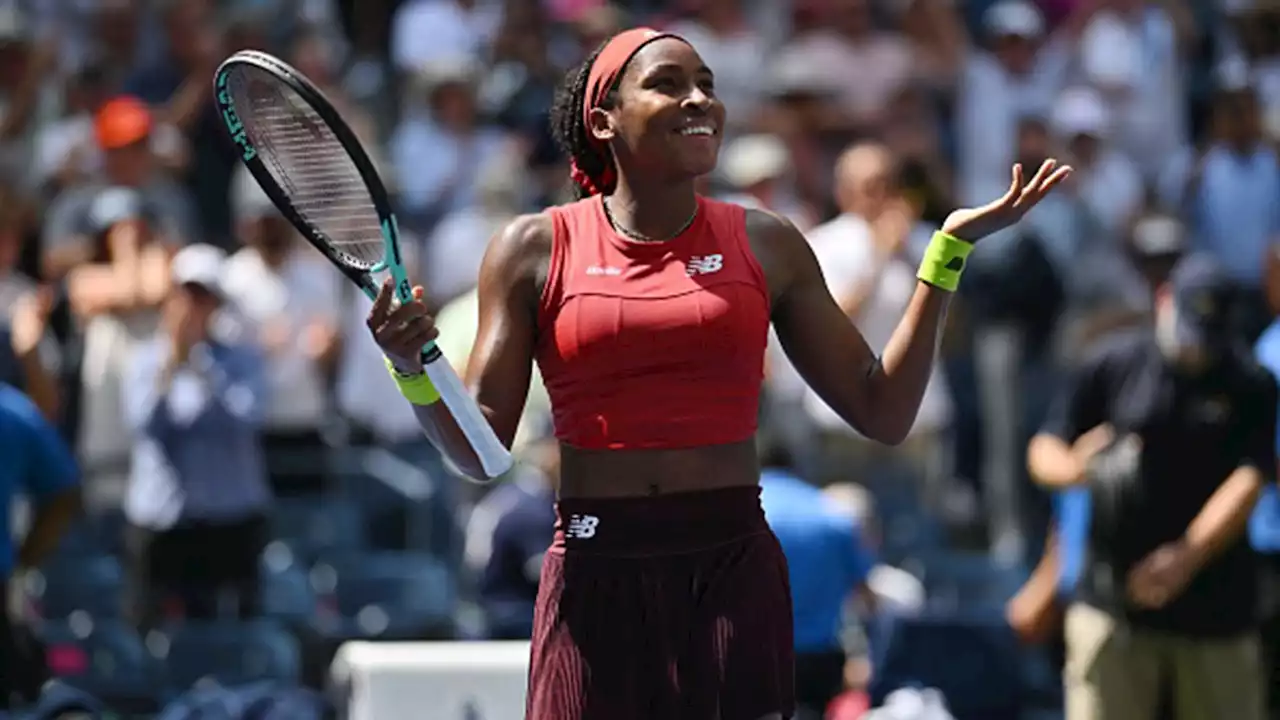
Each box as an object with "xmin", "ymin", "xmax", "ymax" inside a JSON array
[{"xmin": 526, "ymin": 485, "xmax": 796, "ymax": 720}]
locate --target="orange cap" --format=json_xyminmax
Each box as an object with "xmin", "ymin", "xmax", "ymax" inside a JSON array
[{"xmin": 95, "ymin": 96, "xmax": 152, "ymax": 150}]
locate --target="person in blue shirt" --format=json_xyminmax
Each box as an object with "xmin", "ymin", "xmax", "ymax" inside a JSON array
[
  {"xmin": 122, "ymin": 244, "xmax": 271, "ymax": 630},
  {"xmin": 0, "ymin": 383, "xmax": 80, "ymax": 708},
  {"xmin": 464, "ymin": 431, "xmax": 558, "ymax": 640},
  {"xmin": 759, "ymin": 445, "xmax": 875, "ymax": 719},
  {"xmin": 1250, "ymin": 306, "xmax": 1280, "ymax": 719}
]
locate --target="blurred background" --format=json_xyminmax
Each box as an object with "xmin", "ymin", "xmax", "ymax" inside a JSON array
[{"xmin": 1, "ymin": 0, "xmax": 1279, "ymax": 717}]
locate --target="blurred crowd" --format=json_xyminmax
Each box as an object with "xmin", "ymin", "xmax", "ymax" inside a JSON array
[{"xmin": 2, "ymin": 0, "xmax": 1280, "ymax": 716}]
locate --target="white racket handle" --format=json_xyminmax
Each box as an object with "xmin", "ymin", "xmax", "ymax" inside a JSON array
[{"xmin": 423, "ymin": 354, "xmax": 514, "ymax": 480}]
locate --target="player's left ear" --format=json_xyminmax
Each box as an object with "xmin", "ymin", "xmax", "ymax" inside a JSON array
[{"xmin": 587, "ymin": 107, "xmax": 616, "ymax": 144}]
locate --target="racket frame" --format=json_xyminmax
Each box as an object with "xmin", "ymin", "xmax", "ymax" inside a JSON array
[
  {"xmin": 212, "ymin": 50, "xmax": 440, "ymax": 363},
  {"xmin": 211, "ymin": 50, "xmax": 512, "ymax": 479}
]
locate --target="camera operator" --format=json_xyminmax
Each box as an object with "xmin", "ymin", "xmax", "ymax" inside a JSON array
[{"xmin": 1028, "ymin": 253, "xmax": 1274, "ymax": 720}]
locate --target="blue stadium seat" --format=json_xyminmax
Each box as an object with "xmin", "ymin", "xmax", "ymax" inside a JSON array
[
  {"xmin": 155, "ymin": 619, "xmax": 303, "ymax": 691},
  {"xmin": 38, "ymin": 619, "xmax": 157, "ymax": 705},
  {"xmin": 880, "ymin": 514, "xmax": 945, "ymax": 565},
  {"xmin": 869, "ymin": 611, "xmax": 1025, "ymax": 720},
  {"xmin": 46, "ymin": 508, "xmax": 126, "ymax": 561},
  {"xmin": 270, "ymin": 497, "xmax": 367, "ymax": 560},
  {"xmin": 25, "ymin": 555, "xmax": 125, "ymax": 621},
  {"xmin": 261, "ymin": 561, "xmax": 317, "ymax": 626},
  {"xmin": 915, "ymin": 552, "xmax": 1028, "ymax": 613},
  {"xmin": 310, "ymin": 551, "xmax": 456, "ymax": 640}
]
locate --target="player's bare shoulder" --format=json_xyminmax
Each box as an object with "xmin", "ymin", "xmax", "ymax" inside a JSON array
[
  {"xmin": 479, "ymin": 211, "xmax": 555, "ymax": 296},
  {"xmin": 742, "ymin": 207, "xmax": 816, "ymax": 302}
]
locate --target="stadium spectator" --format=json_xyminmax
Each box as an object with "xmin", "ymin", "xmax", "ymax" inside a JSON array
[
  {"xmin": 221, "ymin": 166, "xmax": 342, "ymax": 495},
  {"xmin": 759, "ymin": 446, "xmax": 875, "ymax": 719},
  {"xmin": 122, "ymin": 243, "xmax": 270, "ymax": 630},
  {"xmin": 0, "ymin": 5, "xmax": 60, "ymax": 192},
  {"xmin": 51, "ymin": 97, "xmax": 191, "ymax": 510},
  {"xmin": 42, "ymin": 95, "xmax": 197, "ymax": 279},
  {"xmin": 1075, "ymin": 0, "xmax": 1192, "ymax": 182},
  {"xmin": 956, "ymin": 0, "xmax": 1071, "ymax": 208},
  {"xmin": 660, "ymin": 0, "xmax": 768, "ymax": 134},
  {"xmin": 1049, "ymin": 86, "xmax": 1143, "ymax": 240},
  {"xmin": 1159, "ymin": 80, "xmax": 1278, "ymax": 345},
  {"xmin": 1029, "ymin": 254, "xmax": 1273, "ymax": 720},
  {"xmin": 424, "ymin": 153, "xmax": 528, "ymax": 308},
  {"xmin": 390, "ymin": 0, "xmax": 502, "ymax": 75},
  {"xmin": 0, "ymin": 194, "xmax": 58, "ymax": 418},
  {"xmin": 716, "ymin": 133, "xmax": 816, "ymax": 231},
  {"xmin": 0, "ymin": 383, "xmax": 81, "ymax": 709},
  {"xmin": 805, "ymin": 142, "xmax": 953, "ymax": 508},
  {"xmin": 122, "ymin": 0, "xmax": 236, "ymax": 244},
  {"xmin": 30, "ymin": 64, "xmax": 112, "ymax": 195},
  {"xmin": 464, "ymin": 430, "xmax": 557, "ymax": 640},
  {"xmin": 390, "ymin": 58, "xmax": 513, "ymax": 234},
  {"xmin": 1252, "ymin": 247, "xmax": 1280, "ymax": 719}
]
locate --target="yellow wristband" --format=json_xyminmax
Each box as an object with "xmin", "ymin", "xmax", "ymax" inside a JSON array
[
  {"xmin": 384, "ymin": 357, "xmax": 441, "ymax": 405},
  {"xmin": 917, "ymin": 231, "xmax": 973, "ymax": 293}
]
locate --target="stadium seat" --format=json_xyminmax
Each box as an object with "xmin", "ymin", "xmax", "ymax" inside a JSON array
[
  {"xmin": 53, "ymin": 511, "xmax": 125, "ymax": 559},
  {"xmin": 880, "ymin": 513, "xmax": 945, "ymax": 565},
  {"xmin": 310, "ymin": 551, "xmax": 456, "ymax": 640},
  {"xmin": 24, "ymin": 555, "xmax": 125, "ymax": 622},
  {"xmin": 269, "ymin": 497, "xmax": 367, "ymax": 560},
  {"xmin": 869, "ymin": 611, "xmax": 1025, "ymax": 720},
  {"xmin": 37, "ymin": 619, "xmax": 157, "ymax": 707},
  {"xmin": 153, "ymin": 619, "xmax": 303, "ymax": 691},
  {"xmin": 260, "ymin": 560, "xmax": 317, "ymax": 627},
  {"xmin": 914, "ymin": 552, "xmax": 1027, "ymax": 613}
]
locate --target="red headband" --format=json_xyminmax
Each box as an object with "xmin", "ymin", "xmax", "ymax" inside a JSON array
[{"xmin": 571, "ymin": 27, "xmax": 684, "ymax": 195}]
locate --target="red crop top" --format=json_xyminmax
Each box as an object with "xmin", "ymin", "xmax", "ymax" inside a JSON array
[{"xmin": 536, "ymin": 195, "xmax": 771, "ymax": 450}]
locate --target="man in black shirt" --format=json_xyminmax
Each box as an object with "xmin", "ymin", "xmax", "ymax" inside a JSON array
[{"xmin": 1028, "ymin": 253, "xmax": 1275, "ymax": 720}]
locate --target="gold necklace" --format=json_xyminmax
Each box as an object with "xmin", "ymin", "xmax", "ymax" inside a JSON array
[{"xmin": 603, "ymin": 197, "xmax": 698, "ymax": 242}]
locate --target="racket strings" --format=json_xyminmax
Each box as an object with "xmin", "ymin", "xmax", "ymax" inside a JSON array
[{"xmin": 225, "ymin": 65, "xmax": 386, "ymax": 268}]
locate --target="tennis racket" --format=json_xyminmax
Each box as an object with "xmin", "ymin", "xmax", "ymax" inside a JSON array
[{"xmin": 212, "ymin": 49, "xmax": 512, "ymax": 480}]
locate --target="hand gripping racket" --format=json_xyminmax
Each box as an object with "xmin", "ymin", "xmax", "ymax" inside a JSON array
[{"xmin": 212, "ymin": 50, "xmax": 512, "ymax": 479}]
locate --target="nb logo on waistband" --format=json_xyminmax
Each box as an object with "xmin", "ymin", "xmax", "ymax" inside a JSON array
[{"xmin": 565, "ymin": 514, "xmax": 600, "ymax": 539}]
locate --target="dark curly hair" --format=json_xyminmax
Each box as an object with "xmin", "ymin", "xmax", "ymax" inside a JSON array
[{"xmin": 549, "ymin": 41, "xmax": 622, "ymax": 199}]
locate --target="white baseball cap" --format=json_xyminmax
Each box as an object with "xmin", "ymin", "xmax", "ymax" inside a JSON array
[
  {"xmin": 984, "ymin": 0, "xmax": 1045, "ymax": 39},
  {"xmin": 1052, "ymin": 87, "xmax": 1110, "ymax": 139},
  {"xmin": 171, "ymin": 243, "xmax": 228, "ymax": 300},
  {"xmin": 721, "ymin": 134, "xmax": 790, "ymax": 189}
]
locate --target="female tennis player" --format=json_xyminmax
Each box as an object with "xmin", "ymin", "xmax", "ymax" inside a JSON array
[{"xmin": 369, "ymin": 28, "xmax": 1070, "ymax": 720}]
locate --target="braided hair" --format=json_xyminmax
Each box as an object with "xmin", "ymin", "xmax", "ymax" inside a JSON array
[{"xmin": 550, "ymin": 41, "xmax": 620, "ymax": 199}]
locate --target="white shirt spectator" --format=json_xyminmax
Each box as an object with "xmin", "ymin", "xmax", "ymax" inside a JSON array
[
  {"xmin": 1050, "ymin": 87, "xmax": 1144, "ymax": 237},
  {"xmin": 803, "ymin": 214, "xmax": 952, "ymax": 438},
  {"xmin": 772, "ymin": 28, "xmax": 915, "ymax": 123},
  {"xmin": 390, "ymin": 0, "xmax": 501, "ymax": 72},
  {"xmin": 957, "ymin": 1, "xmax": 1070, "ymax": 206},
  {"xmin": 221, "ymin": 165, "xmax": 343, "ymax": 432},
  {"xmin": 221, "ymin": 247, "xmax": 342, "ymax": 431},
  {"xmin": 1078, "ymin": 5, "xmax": 1187, "ymax": 180}
]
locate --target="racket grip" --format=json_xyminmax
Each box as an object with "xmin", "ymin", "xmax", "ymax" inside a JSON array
[{"xmin": 423, "ymin": 354, "xmax": 513, "ymax": 480}]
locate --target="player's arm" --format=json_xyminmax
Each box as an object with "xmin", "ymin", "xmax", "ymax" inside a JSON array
[
  {"xmin": 370, "ymin": 214, "xmax": 545, "ymax": 480},
  {"xmin": 758, "ymin": 209, "xmax": 949, "ymax": 445},
  {"xmin": 466, "ymin": 214, "xmax": 547, "ymax": 448}
]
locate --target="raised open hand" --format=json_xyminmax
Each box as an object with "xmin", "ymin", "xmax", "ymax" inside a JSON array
[{"xmin": 941, "ymin": 159, "xmax": 1073, "ymax": 243}]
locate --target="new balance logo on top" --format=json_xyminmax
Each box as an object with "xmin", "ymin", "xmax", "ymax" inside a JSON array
[
  {"xmin": 565, "ymin": 514, "xmax": 599, "ymax": 539},
  {"xmin": 686, "ymin": 254, "xmax": 724, "ymax": 276},
  {"xmin": 586, "ymin": 265, "xmax": 622, "ymax": 276}
]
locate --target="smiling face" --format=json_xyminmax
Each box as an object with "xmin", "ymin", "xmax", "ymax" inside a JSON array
[{"xmin": 589, "ymin": 37, "xmax": 726, "ymax": 184}]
